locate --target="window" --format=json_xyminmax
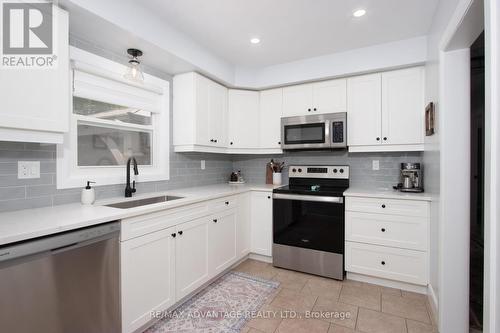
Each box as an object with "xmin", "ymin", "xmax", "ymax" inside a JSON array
[{"xmin": 57, "ymin": 47, "xmax": 169, "ymax": 189}]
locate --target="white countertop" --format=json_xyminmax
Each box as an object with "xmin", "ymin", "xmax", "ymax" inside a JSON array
[
  {"xmin": 344, "ymin": 187, "xmax": 433, "ymax": 201},
  {"xmin": 0, "ymin": 183, "xmax": 278, "ymax": 246}
]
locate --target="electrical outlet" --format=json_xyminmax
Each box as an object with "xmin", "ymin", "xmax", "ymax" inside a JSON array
[
  {"xmin": 372, "ymin": 160, "xmax": 380, "ymax": 171},
  {"xmin": 18, "ymin": 161, "xmax": 40, "ymax": 179},
  {"xmin": 201, "ymin": 160, "xmax": 206, "ymax": 170}
]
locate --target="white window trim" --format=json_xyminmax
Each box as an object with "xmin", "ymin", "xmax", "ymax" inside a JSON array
[{"xmin": 57, "ymin": 47, "xmax": 170, "ymax": 189}]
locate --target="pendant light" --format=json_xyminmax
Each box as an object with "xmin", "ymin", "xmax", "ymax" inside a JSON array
[{"xmin": 124, "ymin": 48, "xmax": 144, "ymax": 83}]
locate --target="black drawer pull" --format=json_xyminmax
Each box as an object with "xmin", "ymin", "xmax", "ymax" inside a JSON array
[
  {"xmin": 381, "ymin": 204, "xmax": 386, "ymax": 208},
  {"xmin": 225, "ymin": 201, "xmax": 229, "ymax": 205},
  {"xmin": 171, "ymin": 233, "xmax": 176, "ymax": 238},
  {"xmin": 267, "ymin": 196, "xmax": 271, "ymax": 199},
  {"xmin": 213, "ymin": 219, "xmax": 218, "ymax": 223},
  {"xmin": 178, "ymin": 231, "xmax": 183, "ymax": 235},
  {"xmin": 381, "ymin": 261, "xmax": 386, "ymax": 265},
  {"xmin": 381, "ymin": 228, "xmax": 386, "ymax": 232}
]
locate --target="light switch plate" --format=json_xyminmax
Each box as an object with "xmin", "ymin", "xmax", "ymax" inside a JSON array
[
  {"xmin": 18, "ymin": 161, "xmax": 40, "ymax": 179},
  {"xmin": 201, "ymin": 160, "xmax": 206, "ymax": 170},
  {"xmin": 372, "ymin": 160, "xmax": 380, "ymax": 171}
]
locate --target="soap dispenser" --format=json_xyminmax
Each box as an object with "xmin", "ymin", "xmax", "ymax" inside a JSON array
[{"xmin": 81, "ymin": 181, "xmax": 96, "ymax": 205}]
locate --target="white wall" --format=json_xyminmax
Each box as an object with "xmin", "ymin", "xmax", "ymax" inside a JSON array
[{"xmin": 422, "ymin": 0, "xmax": 461, "ymax": 319}]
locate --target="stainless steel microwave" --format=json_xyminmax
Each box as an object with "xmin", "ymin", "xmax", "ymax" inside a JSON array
[{"xmin": 280, "ymin": 112, "xmax": 347, "ymax": 150}]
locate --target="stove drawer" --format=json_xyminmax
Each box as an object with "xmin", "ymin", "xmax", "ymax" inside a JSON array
[
  {"xmin": 345, "ymin": 242, "xmax": 428, "ymax": 285},
  {"xmin": 345, "ymin": 197, "xmax": 429, "ymax": 218},
  {"xmin": 345, "ymin": 212, "xmax": 428, "ymax": 251}
]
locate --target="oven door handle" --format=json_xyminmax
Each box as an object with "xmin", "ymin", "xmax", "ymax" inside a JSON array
[{"xmin": 272, "ymin": 193, "xmax": 344, "ymax": 204}]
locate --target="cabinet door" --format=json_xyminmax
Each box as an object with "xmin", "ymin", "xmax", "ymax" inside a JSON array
[
  {"xmin": 347, "ymin": 73, "xmax": 382, "ymax": 146},
  {"xmin": 236, "ymin": 193, "xmax": 251, "ymax": 257},
  {"xmin": 208, "ymin": 81, "xmax": 228, "ymax": 147},
  {"xmin": 175, "ymin": 217, "xmax": 210, "ymax": 300},
  {"xmin": 195, "ymin": 74, "xmax": 212, "ymax": 145},
  {"xmin": 259, "ymin": 88, "xmax": 283, "ymax": 149},
  {"xmin": 121, "ymin": 227, "xmax": 176, "ymax": 333},
  {"xmin": 381, "ymin": 67, "xmax": 424, "ymax": 145},
  {"xmin": 209, "ymin": 209, "xmax": 237, "ymax": 275},
  {"xmin": 0, "ymin": 7, "xmax": 69, "ymax": 134},
  {"xmin": 227, "ymin": 89, "xmax": 260, "ymax": 148},
  {"xmin": 250, "ymin": 191, "xmax": 273, "ymax": 257},
  {"xmin": 312, "ymin": 79, "xmax": 347, "ymax": 114},
  {"xmin": 282, "ymin": 84, "xmax": 313, "ymax": 117}
]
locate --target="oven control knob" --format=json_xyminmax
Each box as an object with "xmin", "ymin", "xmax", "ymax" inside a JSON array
[
  {"xmin": 339, "ymin": 168, "xmax": 344, "ymax": 173},
  {"xmin": 333, "ymin": 169, "xmax": 338, "ymax": 173},
  {"xmin": 292, "ymin": 168, "xmax": 297, "ymax": 173},
  {"xmin": 298, "ymin": 168, "xmax": 302, "ymax": 173}
]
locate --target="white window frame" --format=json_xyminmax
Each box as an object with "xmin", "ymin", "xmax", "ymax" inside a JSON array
[{"xmin": 57, "ymin": 47, "xmax": 170, "ymax": 189}]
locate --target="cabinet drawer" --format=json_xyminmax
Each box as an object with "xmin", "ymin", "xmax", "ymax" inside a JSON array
[
  {"xmin": 121, "ymin": 202, "xmax": 209, "ymax": 241},
  {"xmin": 345, "ymin": 242, "xmax": 428, "ymax": 285},
  {"xmin": 345, "ymin": 212, "xmax": 428, "ymax": 251},
  {"xmin": 346, "ymin": 196, "xmax": 429, "ymax": 217},
  {"xmin": 208, "ymin": 195, "xmax": 238, "ymax": 213}
]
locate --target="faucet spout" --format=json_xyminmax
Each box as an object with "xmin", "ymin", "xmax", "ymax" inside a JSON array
[{"xmin": 125, "ymin": 157, "xmax": 139, "ymax": 197}]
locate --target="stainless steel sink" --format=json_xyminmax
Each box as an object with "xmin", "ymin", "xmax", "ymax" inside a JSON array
[{"xmin": 105, "ymin": 195, "xmax": 184, "ymax": 209}]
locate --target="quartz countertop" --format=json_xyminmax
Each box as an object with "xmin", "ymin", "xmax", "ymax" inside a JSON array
[
  {"xmin": 0, "ymin": 183, "xmax": 279, "ymax": 246},
  {"xmin": 343, "ymin": 187, "xmax": 433, "ymax": 201}
]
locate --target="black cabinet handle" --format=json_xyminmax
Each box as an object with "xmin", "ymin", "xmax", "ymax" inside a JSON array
[
  {"xmin": 267, "ymin": 196, "xmax": 271, "ymax": 199},
  {"xmin": 313, "ymin": 108, "xmax": 317, "ymax": 111},
  {"xmin": 308, "ymin": 108, "xmax": 311, "ymax": 112},
  {"xmin": 230, "ymin": 142, "xmax": 233, "ymax": 145},
  {"xmin": 376, "ymin": 137, "xmax": 380, "ymax": 141},
  {"xmin": 213, "ymin": 219, "xmax": 218, "ymax": 223},
  {"xmin": 381, "ymin": 261, "xmax": 386, "ymax": 266},
  {"xmin": 178, "ymin": 231, "xmax": 183, "ymax": 235},
  {"xmin": 225, "ymin": 201, "xmax": 229, "ymax": 205},
  {"xmin": 381, "ymin": 228, "xmax": 386, "ymax": 232},
  {"xmin": 278, "ymin": 141, "xmax": 281, "ymax": 145},
  {"xmin": 214, "ymin": 139, "xmax": 218, "ymax": 143},
  {"xmin": 171, "ymin": 233, "xmax": 176, "ymax": 238},
  {"xmin": 383, "ymin": 137, "xmax": 387, "ymax": 141},
  {"xmin": 381, "ymin": 204, "xmax": 386, "ymax": 208},
  {"xmin": 210, "ymin": 139, "xmax": 214, "ymax": 142}
]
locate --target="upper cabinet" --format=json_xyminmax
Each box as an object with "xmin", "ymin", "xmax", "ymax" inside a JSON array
[
  {"xmin": 0, "ymin": 6, "xmax": 69, "ymax": 144},
  {"xmin": 347, "ymin": 67, "xmax": 425, "ymax": 152},
  {"xmin": 259, "ymin": 88, "xmax": 283, "ymax": 149},
  {"xmin": 282, "ymin": 79, "xmax": 346, "ymax": 117},
  {"xmin": 173, "ymin": 72, "xmax": 227, "ymax": 152},
  {"xmin": 227, "ymin": 89, "xmax": 260, "ymax": 149}
]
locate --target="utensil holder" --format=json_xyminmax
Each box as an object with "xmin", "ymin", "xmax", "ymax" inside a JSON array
[{"xmin": 273, "ymin": 172, "xmax": 282, "ymax": 185}]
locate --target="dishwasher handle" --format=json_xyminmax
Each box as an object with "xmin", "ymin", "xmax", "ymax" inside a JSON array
[{"xmin": 0, "ymin": 221, "xmax": 120, "ymax": 263}]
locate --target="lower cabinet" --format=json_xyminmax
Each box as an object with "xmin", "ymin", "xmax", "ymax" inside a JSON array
[
  {"xmin": 175, "ymin": 217, "xmax": 210, "ymax": 300},
  {"xmin": 250, "ymin": 191, "xmax": 273, "ymax": 257},
  {"xmin": 121, "ymin": 227, "xmax": 176, "ymax": 333},
  {"xmin": 236, "ymin": 192, "xmax": 251, "ymax": 257},
  {"xmin": 209, "ymin": 209, "xmax": 237, "ymax": 275}
]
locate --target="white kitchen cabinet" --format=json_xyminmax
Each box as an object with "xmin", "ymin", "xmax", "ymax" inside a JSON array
[
  {"xmin": 0, "ymin": 6, "xmax": 69, "ymax": 144},
  {"xmin": 209, "ymin": 209, "xmax": 237, "ymax": 275},
  {"xmin": 121, "ymin": 227, "xmax": 176, "ymax": 333},
  {"xmin": 282, "ymin": 79, "xmax": 346, "ymax": 117},
  {"xmin": 347, "ymin": 67, "xmax": 425, "ymax": 152},
  {"xmin": 347, "ymin": 73, "xmax": 382, "ymax": 147},
  {"xmin": 236, "ymin": 192, "xmax": 251, "ymax": 257},
  {"xmin": 250, "ymin": 191, "xmax": 273, "ymax": 257},
  {"xmin": 259, "ymin": 88, "xmax": 283, "ymax": 149},
  {"xmin": 175, "ymin": 217, "xmax": 210, "ymax": 300},
  {"xmin": 227, "ymin": 89, "xmax": 260, "ymax": 148},
  {"xmin": 282, "ymin": 83, "xmax": 313, "ymax": 117},
  {"xmin": 381, "ymin": 67, "xmax": 424, "ymax": 146},
  {"xmin": 173, "ymin": 72, "xmax": 227, "ymax": 152}
]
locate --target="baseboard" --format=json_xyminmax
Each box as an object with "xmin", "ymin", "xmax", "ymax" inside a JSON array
[
  {"xmin": 427, "ymin": 284, "xmax": 439, "ymax": 325},
  {"xmin": 346, "ymin": 272, "xmax": 428, "ymax": 294},
  {"xmin": 248, "ymin": 253, "xmax": 273, "ymax": 263}
]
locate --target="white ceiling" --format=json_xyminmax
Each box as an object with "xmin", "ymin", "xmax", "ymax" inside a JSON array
[{"xmin": 139, "ymin": 0, "xmax": 439, "ymax": 67}]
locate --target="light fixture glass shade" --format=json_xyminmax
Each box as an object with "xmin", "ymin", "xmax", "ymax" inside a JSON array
[{"xmin": 124, "ymin": 59, "xmax": 144, "ymax": 83}]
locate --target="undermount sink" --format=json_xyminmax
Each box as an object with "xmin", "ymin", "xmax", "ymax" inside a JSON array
[{"xmin": 105, "ymin": 195, "xmax": 184, "ymax": 209}]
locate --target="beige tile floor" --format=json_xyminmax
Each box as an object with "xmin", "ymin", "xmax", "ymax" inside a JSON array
[{"xmin": 234, "ymin": 259, "xmax": 438, "ymax": 333}]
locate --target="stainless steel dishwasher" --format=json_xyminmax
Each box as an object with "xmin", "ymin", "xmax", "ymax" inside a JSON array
[{"xmin": 0, "ymin": 221, "xmax": 121, "ymax": 333}]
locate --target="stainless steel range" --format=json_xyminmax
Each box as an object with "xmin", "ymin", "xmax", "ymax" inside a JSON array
[{"xmin": 272, "ymin": 165, "xmax": 349, "ymax": 280}]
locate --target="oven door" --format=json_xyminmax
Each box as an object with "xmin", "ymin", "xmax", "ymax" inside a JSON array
[
  {"xmin": 281, "ymin": 116, "xmax": 330, "ymax": 150},
  {"xmin": 273, "ymin": 193, "xmax": 344, "ymax": 253}
]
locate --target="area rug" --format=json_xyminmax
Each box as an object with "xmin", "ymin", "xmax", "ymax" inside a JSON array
[{"xmin": 145, "ymin": 271, "xmax": 280, "ymax": 333}]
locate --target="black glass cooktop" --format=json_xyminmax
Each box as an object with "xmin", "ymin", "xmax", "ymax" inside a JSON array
[{"xmin": 273, "ymin": 184, "xmax": 348, "ymax": 197}]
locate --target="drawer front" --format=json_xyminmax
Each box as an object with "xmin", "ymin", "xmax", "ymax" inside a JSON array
[
  {"xmin": 345, "ymin": 242, "xmax": 428, "ymax": 285},
  {"xmin": 345, "ymin": 212, "xmax": 428, "ymax": 251},
  {"xmin": 121, "ymin": 202, "xmax": 209, "ymax": 241},
  {"xmin": 346, "ymin": 196, "xmax": 429, "ymax": 217},
  {"xmin": 208, "ymin": 195, "xmax": 239, "ymax": 213}
]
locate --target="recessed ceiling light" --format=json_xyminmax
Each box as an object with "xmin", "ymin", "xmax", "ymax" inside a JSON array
[
  {"xmin": 353, "ymin": 9, "xmax": 366, "ymax": 17},
  {"xmin": 250, "ymin": 37, "xmax": 260, "ymax": 44}
]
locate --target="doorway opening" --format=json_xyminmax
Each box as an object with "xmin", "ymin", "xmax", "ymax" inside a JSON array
[{"xmin": 470, "ymin": 31, "xmax": 485, "ymax": 333}]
